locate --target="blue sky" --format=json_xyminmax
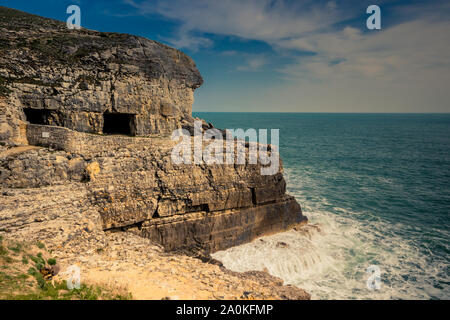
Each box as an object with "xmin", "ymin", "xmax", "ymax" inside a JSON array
[{"xmin": 1, "ymin": 0, "xmax": 449, "ymax": 113}]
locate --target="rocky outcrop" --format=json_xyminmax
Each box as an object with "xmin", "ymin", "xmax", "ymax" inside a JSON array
[
  {"xmin": 0, "ymin": 7, "xmax": 307, "ymax": 256},
  {"xmin": 0, "ymin": 135, "xmax": 306, "ymax": 254},
  {"xmin": 0, "ymin": 6, "xmax": 202, "ymax": 141}
]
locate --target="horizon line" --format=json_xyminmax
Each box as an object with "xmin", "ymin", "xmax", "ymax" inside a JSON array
[{"xmin": 192, "ymin": 111, "xmax": 450, "ymax": 114}]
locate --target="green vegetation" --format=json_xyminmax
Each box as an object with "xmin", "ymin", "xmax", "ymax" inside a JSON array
[
  {"xmin": 0, "ymin": 244, "xmax": 7, "ymax": 257},
  {"xmin": 1, "ymin": 268, "xmax": 131, "ymax": 300},
  {"xmin": 0, "ymin": 237, "xmax": 132, "ymax": 300},
  {"xmin": 35, "ymin": 241, "xmax": 45, "ymax": 249},
  {"xmin": 7, "ymin": 242, "xmax": 22, "ymax": 254},
  {"xmin": 0, "ymin": 6, "xmax": 64, "ymax": 31},
  {"xmin": 0, "ymin": 5, "xmax": 146, "ymax": 88}
]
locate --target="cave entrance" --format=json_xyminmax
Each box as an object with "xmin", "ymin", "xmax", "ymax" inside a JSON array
[
  {"xmin": 103, "ymin": 112, "xmax": 135, "ymax": 136},
  {"xmin": 23, "ymin": 108, "xmax": 51, "ymax": 125}
]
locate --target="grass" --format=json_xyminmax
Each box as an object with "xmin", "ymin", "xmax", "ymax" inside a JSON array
[
  {"xmin": 1, "ymin": 270, "xmax": 131, "ymax": 300},
  {"xmin": 7, "ymin": 242, "xmax": 22, "ymax": 254},
  {"xmin": 0, "ymin": 6, "xmax": 153, "ymax": 99},
  {"xmin": 0, "ymin": 237, "xmax": 132, "ymax": 300},
  {"xmin": 36, "ymin": 241, "xmax": 45, "ymax": 249},
  {"xmin": 5, "ymin": 280, "xmax": 132, "ymax": 300},
  {"xmin": 0, "ymin": 6, "xmax": 64, "ymax": 31}
]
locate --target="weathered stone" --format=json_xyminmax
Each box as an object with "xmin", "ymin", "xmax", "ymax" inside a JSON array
[
  {"xmin": 140, "ymin": 196, "xmax": 306, "ymax": 253},
  {"xmin": 67, "ymin": 157, "xmax": 86, "ymax": 180},
  {"xmin": 85, "ymin": 162, "xmax": 100, "ymax": 181},
  {"xmin": 0, "ymin": 7, "xmax": 308, "ymax": 257},
  {"xmin": 0, "ymin": 7, "xmax": 202, "ymax": 139},
  {"xmin": 0, "ymin": 121, "xmax": 11, "ymax": 141}
]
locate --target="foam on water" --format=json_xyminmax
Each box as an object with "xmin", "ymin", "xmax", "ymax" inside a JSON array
[
  {"xmin": 198, "ymin": 112, "xmax": 450, "ymax": 300},
  {"xmin": 212, "ymin": 169, "xmax": 450, "ymax": 300},
  {"xmin": 213, "ymin": 211, "xmax": 448, "ymax": 299}
]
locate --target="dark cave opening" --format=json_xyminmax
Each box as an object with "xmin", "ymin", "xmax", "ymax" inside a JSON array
[
  {"xmin": 103, "ymin": 113, "xmax": 135, "ymax": 136},
  {"xmin": 23, "ymin": 108, "xmax": 51, "ymax": 125}
]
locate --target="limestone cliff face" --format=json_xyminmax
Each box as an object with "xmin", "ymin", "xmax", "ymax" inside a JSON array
[
  {"xmin": 0, "ymin": 7, "xmax": 307, "ymax": 255},
  {"xmin": 1, "ymin": 133, "xmax": 306, "ymax": 254},
  {"xmin": 0, "ymin": 6, "xmax": 202, "ymax": 141}
]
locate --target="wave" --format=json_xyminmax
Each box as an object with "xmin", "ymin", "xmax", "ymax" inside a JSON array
[{"xmin": 212, "ymin": 170, "xmax": 450, "ymax": 300}]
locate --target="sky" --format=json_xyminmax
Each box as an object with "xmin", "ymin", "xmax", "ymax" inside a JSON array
[{"xmin": 1, "ymin": 0, "xmax": 449, "ymax": 113}]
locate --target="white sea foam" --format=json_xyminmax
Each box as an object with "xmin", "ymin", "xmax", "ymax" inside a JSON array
[{"xmin": 212, "ymin": 169, "xmax": 450, "ymax": 300}]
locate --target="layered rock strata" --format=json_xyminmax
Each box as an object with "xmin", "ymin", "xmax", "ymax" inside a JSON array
[
  {"xmin": 0, "ymin": 6, "xmax": 202, "ymax": 141},
  {"xmin": 0, "ymin": 6, "xmax": 307, "ymax": 255}
]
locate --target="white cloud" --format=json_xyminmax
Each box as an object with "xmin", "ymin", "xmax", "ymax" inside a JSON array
[
  {"xmin": 161, "ymin": 32, "xmax": 213, "ymax": 52},
  {"xmin": 222, "ymin": 51, "xmax": 268, "ymax": 72},
  {"xmin": 125, "ymin": 0, "xmax": 352, "ymax": 48},
  {"xmin": 125, "ymin": 0, "xmax": 450, "ymax": 112},
  {"xmin": 236, "ymin": 56, "xmax": 267, "ymax": 71},
  {"xmin": 256, "ymin": 14, "xmax": 450, "ymax": 113}
]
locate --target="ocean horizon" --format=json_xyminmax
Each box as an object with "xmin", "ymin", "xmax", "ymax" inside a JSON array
[
  {"xmin": 194, "ymin": 111, "xmax": 450, "ymax": 114},
  {"xmin": 195, "ymin": 112, "xmax": 450, "ymax": 300}
]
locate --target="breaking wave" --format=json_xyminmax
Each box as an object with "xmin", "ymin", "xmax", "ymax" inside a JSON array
[{"xmin": 212, "ymin": 170, "xmax": 450, "ymax": 300}]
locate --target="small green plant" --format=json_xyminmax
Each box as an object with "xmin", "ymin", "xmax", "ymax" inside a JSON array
[
  {"xmin": 8, "ymin": 242, "xmax": 22, "ymax": 254},
  {"xmin": 0, "ymin": 242, "xmax": 13, "ymax": 263},
  {"xmin": 27, "ymin": 266, "xmax": 46, "ymax": 288},
  {"xmin": 1, "ymin": 238, "xmax": 132, "ymax": 300},
  {"xmin": 36, "ymin": 242, "xmax": 45, "ymax": 249},
  {"xmin": 2, "ymin": 256, "xmax": 13, "ymax": 263},
  {"xmin": 27, "ymin": 267, "xmax": 37, "ymax": 276},
  {"xmin": 0, "ymin": 245, "xmax": 8, "ymax": 256},
  {"xmin": 17, "ymin": 273, "xmax": 29, "ymax": 280},
  {"xmin": 29, "ymin": 254, "xmax": 45, "ymax": 266},
  {"xmin": 29, "ymin": 253, "xmax": 46, "ymax": 272}
]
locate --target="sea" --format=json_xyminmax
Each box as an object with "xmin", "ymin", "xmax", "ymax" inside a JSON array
[{"xmin": 193, "ymin": 112, "xmax": 450, "ymax": 300}]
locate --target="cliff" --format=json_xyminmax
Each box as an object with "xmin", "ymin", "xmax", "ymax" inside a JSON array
[
  {"xmin": 0, "ymin": 6, "xmax": 202, "ymax": 139},
  {"xmin": 0, "ymin": 7, "xmax": 309, "ymax": 299}
]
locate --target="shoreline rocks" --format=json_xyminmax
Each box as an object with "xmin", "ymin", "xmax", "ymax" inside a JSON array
[{"xmin": 0, "ymin": 6, "xmax": 309, "ymax": 299}]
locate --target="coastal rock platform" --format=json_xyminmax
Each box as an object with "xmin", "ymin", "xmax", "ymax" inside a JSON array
[{"xmin": 0, "ymin": 6, "xmax": 309, "ymax": 299}]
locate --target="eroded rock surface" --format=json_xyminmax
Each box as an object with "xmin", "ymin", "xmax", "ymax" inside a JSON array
[
  {"xmin": 0, "ymin": 7, "xmax": 309, "ymax": 299},
  {"xmin": 0, "ymin": 139, "xmax": 307, "ymax": 254},
  {"xmin": 0, "ymin": 6, "xmax": 202, "ymax": 140}
]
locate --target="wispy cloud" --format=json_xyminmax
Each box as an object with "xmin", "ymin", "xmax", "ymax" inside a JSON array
[
  {"xmin": 124, "ymin": 0, "xmax": 352, "ymax": 49},
  {"xmin": 223, "ymin": 51, "xmax": 268, "ymax": 72},
  {"xmin": 236, "ymin": 56, "xmax": 267, "ymax": 72},
  {"xmin": 123, "ymin": 0, "xmax": 450, "ymax": 112}
]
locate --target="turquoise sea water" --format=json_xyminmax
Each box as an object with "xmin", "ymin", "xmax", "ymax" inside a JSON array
[{"xmin": 194, "ymin": 112, "xmax": 450, "ymax": 300}]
